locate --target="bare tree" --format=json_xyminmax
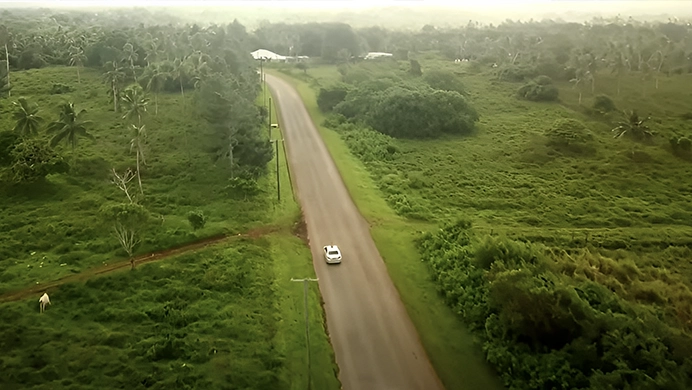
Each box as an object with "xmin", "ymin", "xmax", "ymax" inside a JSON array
[{"xmin": 111, "ymin": 167, "xmax": 136, "ymax": 203}]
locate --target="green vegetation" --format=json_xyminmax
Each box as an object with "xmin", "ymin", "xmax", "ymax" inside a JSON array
[
  {"xmin": 267, "ymin": 15, "xmax": 692, "ymax": 388},
  {"xmin": 0, "ymin": 8, "xmax": 340, "ymax": 389}
]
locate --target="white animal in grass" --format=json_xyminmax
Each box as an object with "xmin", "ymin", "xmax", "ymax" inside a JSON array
[{"xmin": 39, "ymin": 293, "xmax": 50, "ymax": 313}]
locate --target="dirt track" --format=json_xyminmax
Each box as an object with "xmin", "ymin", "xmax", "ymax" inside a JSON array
[
  {"xmin": 0, "ymin": 225, "xmax": 280, "ymax": 303},
  {"xmin": 267, "ymin": 74, "xmax": 445, "ymax": 390}
]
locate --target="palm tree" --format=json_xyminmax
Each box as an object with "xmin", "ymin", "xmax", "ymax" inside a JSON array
[
  {"xmin": 122, "ymin": 42, "xmax": 139, "ymax": 82},
  {"xmin": 0, "ymin": 25, "xmax": 10, "ymax": 97},
  {"xmin": 68, "ymin": 45, "xmax": 87, "ymax": 83},
  {"xmin": 121, "ymin": 84, "xmax": 149, "ymax": 126},
  {"xmin": 47, "ymin": 102, "xmax": 94, "ymax": 164},
  {"xmin": 143, "ymin": 65, "xmax": 169, "ymax": 115},
  {"xmin": 103, "ymin": 61, "xmax": 125, "ymax": 113},
  {"xmin": 130, "ymin": 124, "xmax": 147, "ymax": 194},
  {"xmin": 612, "ymin": 110, "xmax": 654, "ymax": 140},
  {"xmin": 172, "ymin": 56, "xmax": 190, "ymax": 111},
  {"xmin": 12, "ymin": 98, "xmax": 44, "ymax": 137}
]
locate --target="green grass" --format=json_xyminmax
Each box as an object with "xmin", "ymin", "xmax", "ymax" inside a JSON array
[
  {"xmin": 268, "ymin": 66, "xmax": 504, "ymax": 390},
  {"xmin": 0, "ymin": 66, "xmax": 273, "ymax": 293},
  {"xmin": 0, "ymin": 80, "xmax": 341, "ymax": 389}
]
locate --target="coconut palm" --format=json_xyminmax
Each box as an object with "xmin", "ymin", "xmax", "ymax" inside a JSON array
[
  {"xmin": 103, "ymin": 61, "xmax": 126, "ymax": 113},
  {"xmin": 612, "ymin": 110, "xmax": 654, "ymax": 140},
  {"xmin": 12, "ymin": 97, "xmax": 44, "ymax": 137},
  {"xmin": 47, "ymin": 102, "xmax": 94, "ymax": 164},
  {"xmin": 130, "ymin": 124, "xmax": 147, "ymax": 194},
  {"xmin": 68, "ymin": 45, "xmax": 87, "ymax": 83},
  {"xmin": 121, "ymin": 84, "xmax": 149, "ymax": 126},
  {"xmin": 143, "ymin": 65, "xmax": 169, "ymax": 115}
]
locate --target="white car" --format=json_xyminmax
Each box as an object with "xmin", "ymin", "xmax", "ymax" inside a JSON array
[{"xmin": 323, "ymin": 245, "xmax": 342, "ymax": 264}]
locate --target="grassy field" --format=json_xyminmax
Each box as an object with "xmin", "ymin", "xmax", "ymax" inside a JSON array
[
  {"xmin": 0, "ymin": 66, "xmax": 340, "ymax": 389},
  {"xmin": 267, "ymin": 66, "xmax": 505, "ymax": 390},
  {"xmin": 0, "ymin": 66, "xmax": 273, "ymax": 294},
  {"xmin": 269, "ymin": 56, "xmax": 692, "ymax": 388}
]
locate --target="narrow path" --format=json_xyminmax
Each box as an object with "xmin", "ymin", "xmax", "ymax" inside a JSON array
[
  {"xmin": 0, "ymin": 224, "xmax": 280, "ymax": 303},
  {"xmin": 268, "ymin": 74, "xmax": 445, "ymax": 389}
]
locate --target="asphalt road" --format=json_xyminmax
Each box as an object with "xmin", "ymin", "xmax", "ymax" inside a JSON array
[{"xmin": 267, "ymin": 74, "xmax": 445, "ymax": 390}]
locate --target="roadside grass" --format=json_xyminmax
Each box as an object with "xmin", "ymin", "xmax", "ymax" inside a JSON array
[
  {"xmin": 264, "ymin": 92, "xmax": 341, "ymax": 390},
  {"xmin": 0, "ymin": 66, "xmax": 272, "ymax": 293},
  {"xmin": 268, "ymin": 66, "xmax": 504, "ymax": 390},
  {"xmin": 0, "ymin": 91, "xmax": 341, "ymax": 389}
]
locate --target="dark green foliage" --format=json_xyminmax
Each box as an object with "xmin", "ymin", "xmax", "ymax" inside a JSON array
[
  {"xmin": 49, "ymin": 83, "xmax": 73, "ymax": 94},
  {"xmin": 317, "ymin": 84, "xmax": 349, "ymax": 112},
  {"xmin": 681, "ymin": 112, "xmax": 692, "ymax": 121},
  {"xmin": 341, "ymin": 126, "xmax": 398, "ymax": 162},
  {"xmin": 612, "ymin": 110, "xmax": 654, "ymax": 140},
  {"xmin": 592, "ymin": 94, "xmax": 617, "ymax": 114},
  {"xmin": 517, "ymin": 75, "xmax": 559, "ymax": 102},
  {"xmin": 0, "ymin": 130, "xmax": 20, "ymax": 166},
  {"xmin": 670, "ymin": 136, "xmax": 692, "ymax": 156},
  {"xmin": 498, "ymin": 64, "xmax": 539, "ymax": 82},
  {"xmin": 422, "ymin": 69, "xmax": 467, "ymax": 95},
  {"xmin": 5, "ymin": 139, "xmax": 69, "ymax": 183},
  {"xmin": 368, "ymin": 86, "xmax": 479, "ymax": 138},
  {"xmin": 187, "ymin": 210, "xmax": 207, "ymax": 230},
  {"xmin": 417, "ymin": 221, "xmax": 692, "ymax": 390},
  {"xmin": 544, "ymin": 118, "xmax": 595, "ymax": 154},
  {"xmin": 409, "ymin": 59, "xmax": 422, "ymax": 76}
]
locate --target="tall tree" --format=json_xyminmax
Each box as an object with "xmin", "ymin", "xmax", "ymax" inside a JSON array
[
  {"xmin": 103, "ymin": 61, "xmax": 125, "ymax": 113},
  {"xmin": 68, "ymin": 45, "xmax": 87, "ymax": 83},
  {"xmin": 130, "ymin": 124, "xmax": 147, "ymax": 195},
  {"xmin": 0, "ymin": 25, "xmax": 10, "ymax": 97},
  {"xmin": 122, "ymin": 42, "xmax": 139, "ymax": 82},
  {"xmin": 12, "ymin": 98, "xmax": 44, "ymax": 137},
  {"xmin": 121, "ymin": 84, "xmax": 149, "ymax": 126},
  {"xmin": 143, "ymin": 65, "xmax": 169, "ymax": 115},
  {"xmin": 47, "ymin": 102, "xmax": 94, "ymax": 164},
  {"xmin": 172, "ymin": 56, "xmax": 190, "ymax": 111}
]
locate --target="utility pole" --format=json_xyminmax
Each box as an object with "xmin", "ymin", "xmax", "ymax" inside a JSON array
[
  {"xmin": 275, "ymin": 139, "xmax": 281, "ymax": 202},
  {"xmin": 268, "ymin": 97, "xmax": 272, "ymax": 138},
  {"xmin": 291, "ymin": 277, "xmax": 319, "ymax": 390}
]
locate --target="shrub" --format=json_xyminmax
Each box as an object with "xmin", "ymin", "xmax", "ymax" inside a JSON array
[
  {"xmin": 422, "ymin": 69, "xmax": 467, "ymax": 95},
  {"xmin": 367, "ymin": 86, "xmax": 479, "ymax": 139},
  {"xmin": 341, "ymin": 128, "xmax": 398, "ymax": 162},
  {"xmin": 50, "ymin": 83, "xmax": 74, "ymax": 94},
  {"xmin": 517, "ymin": 75, "xmax": 559, "ymax": 102},
  {"xmin": 497, "ymin": 64, "xmax": 539, "ymax": 82},
  {"xmin": 317, "ymin": 84, "xmax": 349, "ymax": 112},
  {"xmin": 186, "ymin": 211, "xmax": 206, "ymax": 230},
  {"xmin": 592, "ymin": 94, "xmax": 617, "ymax": 114},
  {"xmin": 6, "ymin": 139, "xmax": 69, "ymax": 183},
  {"xmin": 544, "ymin": 118, "xmax": 594, "ymax": 154},
  {"xmin": 670, "ymin": 136, "xmax": 692, "ymax": 156}
]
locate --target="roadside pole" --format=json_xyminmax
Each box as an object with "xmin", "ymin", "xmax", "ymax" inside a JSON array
[
  {"xmin": 275, "ymin": 139, "xmax": 281, "ymax": 202},
  {"xmin": 291, "ymin": 277, "xmax": 319, "ymax": 390}
]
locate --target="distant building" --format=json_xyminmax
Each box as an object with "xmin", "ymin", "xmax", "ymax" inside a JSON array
[
  {"xmin": 364, "ymin": 52, "xmax": 394, "ymax": 60},
  {"xmin": 251, "ymin": 49, "xmax": 310, "ymax": 63}
]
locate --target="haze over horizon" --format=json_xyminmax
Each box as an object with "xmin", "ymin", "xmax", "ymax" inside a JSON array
[{"xmin": 1, "ymin": 0, "xmax": 690, "ymax": 29}]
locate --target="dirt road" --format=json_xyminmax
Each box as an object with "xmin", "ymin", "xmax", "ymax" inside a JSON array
[{"xmin": 267, "ymin": 74, "xmax": 445, "ymax": 390}]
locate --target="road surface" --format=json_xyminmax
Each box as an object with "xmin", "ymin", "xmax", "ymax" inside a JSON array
[{"xmin": 267, "ymin": 74, "xmax": 445, "ymax": 390}]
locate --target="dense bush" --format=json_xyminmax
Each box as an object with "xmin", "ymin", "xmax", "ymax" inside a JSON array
[
  {"xmin": 422, "ymin": 69, "xmax": 467, "ymax": 95},
  {"xmin": 497, "ymin": 64, "xmax": 539, "ymax": 82},
  {"xmin": 4, "ymin": 139, "xmax": 69, "ymax": 183},
  {"xmin": 340, "ymin": 127, "xmax": 398, "ymax": 162},
  {"xmin": 517, "ymin": 75, "xmax": 559, "ymax": 102},
  {"xmin": 317, "ymin": 83, "xmax": 349, "ymax": 112},
  {"xmin": 50, "ymin": 83, "xmax": 74, "ymax": 94},
  {"xmin": 592, "ymin": 94, "xmax": 617, "ymax": 114},
  {"xmin": 417, "ymin": 220, "xmax": 692, "ymax": 390},
  {"xmin": 670, "ymin": 136, "xmax": 692, "ymax": 156},
  {"xmin": 367, "ymin": 86, "xmax": 479, "ymax": 138},
  {"xmin": 187, "ymin": 211, "xmax": 207, "ymax": 230},
  {"xmin": 544, "ymin": 118, "xmax": 594, "ymax": 154}
]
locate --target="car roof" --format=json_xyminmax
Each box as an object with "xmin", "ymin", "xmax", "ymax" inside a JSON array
[{"xmin": 324, "ymin": 245, "xmax": 340, "ymax": 251}]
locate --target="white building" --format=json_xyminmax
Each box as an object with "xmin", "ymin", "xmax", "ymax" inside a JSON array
[
  {"xmin": 251, "ymin": 49, "xmax": 309, "ymax": 63},
  {"xmin": 364, "ymin": 52, "xmax": 394, "ymax": 60}
]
